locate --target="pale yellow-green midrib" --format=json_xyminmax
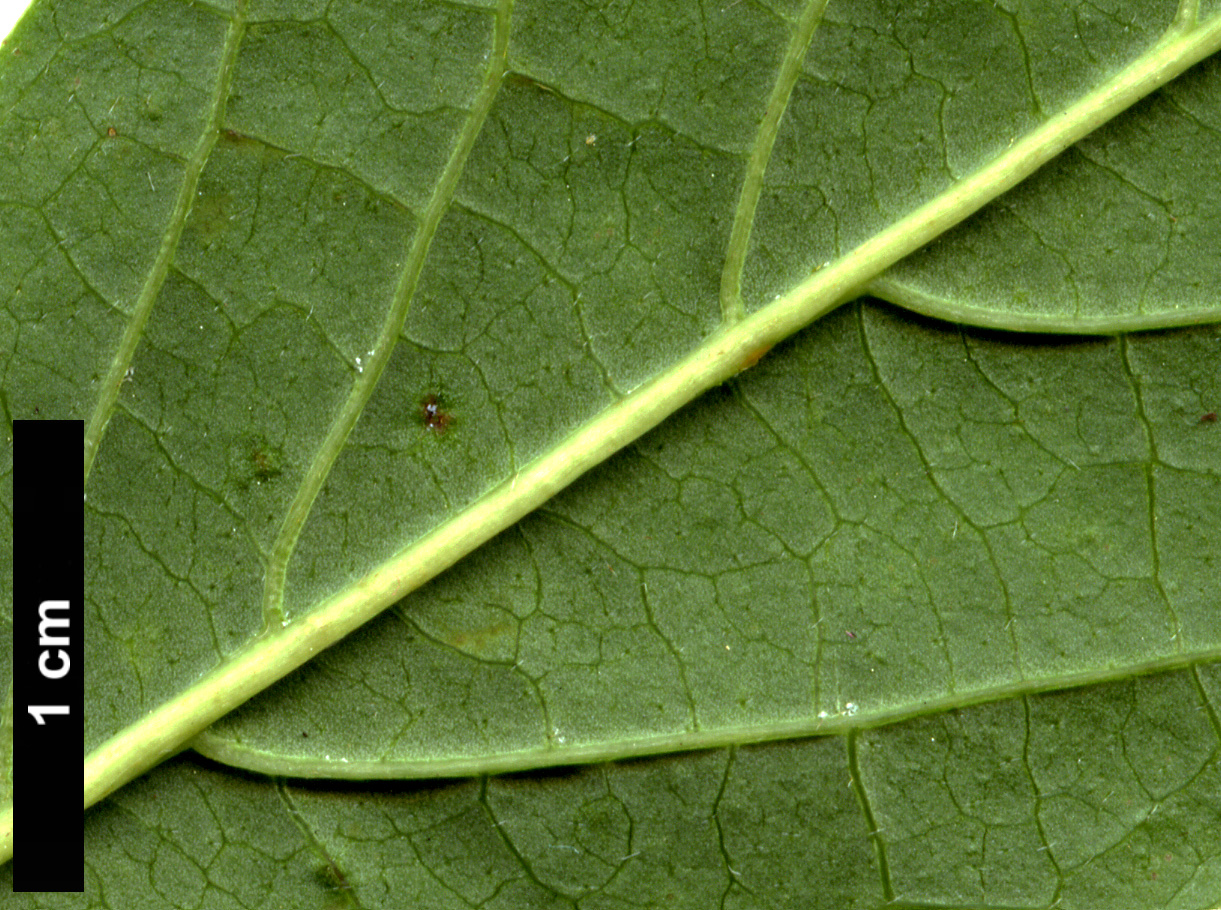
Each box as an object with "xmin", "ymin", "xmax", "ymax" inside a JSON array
[{"xmin": 60, "ymin": 10, "xmax": 1221, "ymax": 869}]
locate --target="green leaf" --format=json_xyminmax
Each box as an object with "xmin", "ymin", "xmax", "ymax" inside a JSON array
[
  {"xmin": 9, "ymin": 668, "xmax": 1221, "ymax": 907},
  {"xmin": 2, "ymin": 0, "xmax": 1221, "ymax": 904}
]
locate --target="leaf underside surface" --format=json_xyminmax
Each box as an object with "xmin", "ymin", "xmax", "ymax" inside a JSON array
[{"xmin": 1, "ymin": 0, "xmax": 1220, "ymax": 905}]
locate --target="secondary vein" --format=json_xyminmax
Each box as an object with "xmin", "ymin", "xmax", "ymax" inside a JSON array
[
  {"xmin": 72, "ymin": 7, "xmax": 1221, "ymax": 842},
  {"xmin": 81, "ymin": 0, "xmax": 250, "ymax": 483},
  {"xmin": 258, "ymin": 0, "xmax": 514, "ymax": 627},
  {"xmin": 720, "ymin": 0, "xmax": 830, "ymax": 323}
]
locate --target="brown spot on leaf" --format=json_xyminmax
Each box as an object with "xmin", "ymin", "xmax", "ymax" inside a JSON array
[
  {"xmin": 251, "ymin": 444, "xmax": 283, "ymax": 481},
  {"xmin": 420, "ymin": 394, "xmax": 453, "ymax": 433}
]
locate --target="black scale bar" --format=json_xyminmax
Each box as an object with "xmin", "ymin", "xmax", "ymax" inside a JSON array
[{"xmin": 13, "ymin": 420, "xmax": 84, "ymax": 892}]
